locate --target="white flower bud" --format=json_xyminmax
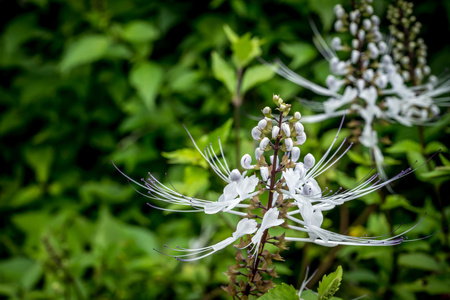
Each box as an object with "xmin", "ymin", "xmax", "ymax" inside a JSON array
[
  {"xmin": 366, "ymin": 5, "xmax": 373, "ymax": 15},
  {"xmin": 363, "ymin": 19, "xmax": 371, "ymax": 30},
  {"xmin": 229, "ymin": 169, "xmax": 242, "ymax": 182},
  {"xmin": 259, "ymin": 137, "xmax": 270, "ymax": 150},
  {"xmin": 304, "ymin": 153, "xmax": 315, "ymax": 170},
  {"xmin": 351, "ymin": 50, "xmax": 360, "ymax": 64},
  {"xmin": 371, "ymin": 15, "xmax": 380, "ymax": 26},
  {"xmin": 334, "ymin": 20, "xmax": 343, "ymax": 32},
  {"xmin": 295, "ymin": 163, "xmax": 306, "ymax": 179},
  {"xmin": 331, "ymin": 37, "xmax": 342, "ymax": 50},
  {"xmin": 334, "ymin": 4, "xmax": 344, "ymax": 18},
  {"xmin": 423, "ymin": 65, "xmax": 431, "ymax": 76},
  {"xmin": 375, "ymin": 74, "xmax": 388, "ymax": 89},
  {"xmin": 272, "ymin": 125, "xmax": 280, "ymax": 139},
  {"xmin": 415, "ymin": 68, "xmax": 423, "ymax": 81},
  {"xmin": 363, "ymin": 69, "xmax": 374, "ymax": 82},
  {"xmin": 350, "ymin": 22, "xmax": 358, "ymax": 36},
  {"xmin": 258, "ymin": 119, "xmax": 267, "ymax": 130},
  {"xmin": 357, "ymin": 79, "xmax": 365, "ymax": 92},
  {"xmin": 281, "ymin": 123, "xmax": 291, "ymax": 137},
  {"xmin": 358, "ymin": 29, "xmax": 365, "ymax": 41},
  {"xmin": 402, "ymin": 71, "xmax": 411, "ymax": 82},
  {"xmin": 400, "ymin": 56, "xmax": 410, "ymax": 66},
  {"xmin": 378, "ymin": 41, "xmax": 387, "ymax": 54},
  {"xmin": 241, "ymin": 154, "xmax": 254, "ymax": 169},
  {"xmin": 294, "ymin": 111, "xmax": 301, "ymax": 120},
  {"xmin": 296, "ymin": 132, "xmax": 307, "ymax": 145},
  {"xmin": 262, "ymin": 106, "xmax": 271, "ymax": 115},
  {"xmin": 280, "ymin": 104, "xmax": 286, "ymax": 110},
  {"xmin": 352, "ymin": 39, "xmax": 359, "ymax": 49},
  {"xmin": 285, "ymin": 138, "xmax": 293, "ymax": 151},
  {"xmin": 255, "ymin": 148, "xmax": 264, "ymax": 160},
  {"xmin": 429, "ymin": 75, "xmax": 438, "ymax": 86},
  {"xmin": 418, "ymin": 57, "xmax": 426, "ymax": 65},
  {"xmin": 251, "ymin": 126, "xmax": 261, "ymax": 140},
  {"xmin": 373, "ymin": 31, "xmax": 382, "ymax": 42},
  {"xmin": 260, "ymin": 167, "xmax": 269, "ymax": 181},
  {"xmin": 350, "ymin": 10, "xmax": 360, "ymax": 21},
  {"xmin": 368, "ymin": 42, "xmax": 379, "ymax": 59},
  {"xmin": 294, "ymin": 122, "xmax": 304, "ymax": 135},
  {"xmin": 430, "ymin": 105, "xmax": 440, "ymax": 116},
  {"xmin": 291, "ymin": 147, "xmax": 300, "ymax": 163},
  {"xmin": 381, "ymin": 55, "xmax": 393, "ymax": 65}
]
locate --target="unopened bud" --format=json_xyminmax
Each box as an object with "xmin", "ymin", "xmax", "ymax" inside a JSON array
[
  {"xmin": 260, "ymin": 167, "xmax": 269, "ymax": 181},
  {"xmin": 294, "ymin": 122, "xmax": 304, "ymax": 135},
  {"xmin": 363, "ymin": 69, "xmax": 374, "ymax": 82},
  {"xmin": 351, "ymin": 50, "xmax": 360, "ymax": 64},
  {"xmin": 294, "ymin": 111, "xmax": 301, "ymax": 120},
  {"xmin": 255, "ymin": 147, "xmax": 264, "ymax": 160},
  {"xmin": 371, "ymin": 15, "xmax": 380, "ymax": 26},
  {"xmin": 358, "ymin": 29, "xmax": 365, "ymax": 41},
  {"xmin": 350, "ymin": 22, "xmax": 358, "ymax": 36},
  {"xmin": 366, "ymin": 5, "xmax": 373, "ymax": 15},
  {"xmin": 258, "ymin": 119, "xmax": 267, "ymax": 130},
  {"xmin": 291, "ymin": 147, "xmax": 300, "ymax": 163},
  {"xmin": 352, "ymin": 39, "xmax": 359, "ymax": 49},
  {"xmin": 363, "ymin": 19, "xmax": 371, "ymax": 30},
  {"xmin": 260, "ymin": 137, "xmax": 270, "ymax": 150},
  {"xmin": 272, "ymin": 125, "xmax": 280, "ymax": 139},
  {"xmin": 331, "ymin": 37, "xmax": 342, "ymax": 50},
  {"xmin": 285, "ymin": 138, "xmax": 293, "ymax": 151},
  {"xmin": 262, "ymin": 106, "xmax": 271, "ymax": 115},
  {"xmin": 251, "ymin": 126, "xmax": 261, "ymax": 140},
  {"xmin": 241, "ymin": 154, "xmax": 254, "ymax": 169},
  {"xmin": 296, "ymin": 132, "xmax": 307, "ymax": 145},
  {"xmin": 357, "ymin": 79, "xmax": 365, "ymax": 92},
  {"xmin": 375, "ymin": 74, "xmax": 388, "ymax": 89},
  {"xmin": 281, "ymin": 123, "xmax": 291, "ymax": 137},
  {"xmin": 378, "ymin": 41, "xmax": 387, "ymax": 54},
  {"xmin": 304, "ymin": 153, "xmax": 315, "ymax": 170},
  {"xmin": 334, "ymin": 20, "xmax": 343, "ymax": 32}
]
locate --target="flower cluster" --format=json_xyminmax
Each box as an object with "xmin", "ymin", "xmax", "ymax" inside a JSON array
[
  {"xmin": 267, "ymin": 0, "xmax": 449, "ymax": 179},
  {"xmin": 113, "ymin": 95, "xmax": 421, "ymax": 297}
]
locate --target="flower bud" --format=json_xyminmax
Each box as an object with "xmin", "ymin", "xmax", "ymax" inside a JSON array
[
  {"xmin": 258, "ymin": 119, "xmax": 267, "ymax": 130},
  {"xmin": 378, "ymin": 41, "xmax": 387, "ymax": 54},
  {"xmin": 363, "ymin": 19, "xmax": 371, "ymax": 30},
  {"xmin": 423, "ymin": 65, "xmax": 430, "ymax": 76},
  {"xmin": 381, "ymin": 55, "xmax": 393, "ymax": 65},
  {"xmin": 430, "ymin": 105, "xmax": 440, "ymax": 116},
  {"xmin": 402, "ymin": 71, "xmax": 411, "ymax": 82},
  {"xmin": 363, "ymin": 69, "xmax": 374, "ymax": 82},
  {"xmin": 352, "ymin": 39, "xmax": 359, "ymax": 49},
  {"xmin": 295, "ymin": 163, "xmax": 306, "ymax": 179},
  {"xmin": 357, "ymin": 79, "xmax": 365, "ymax": 92},
  {"xmin": 304, "ymin": 153, "xmax": 315, "ymax": 170},
  {"xmin": 294, "ymin": 111, "xmax": 301, "ymax": 120},
  {"xmin": 251, "ymin": 126, "xmax": 261, "ymax": 140},
  {"xmin": 414, "ymin": 68, "xmax": 423, "ymax": 81},
  {"xmin": 262, "ymin": 106, "xmax": 271, "ymax": 115},
  {"xmin": 281, "ymin": 123, "xmax": 291, "ymax": 137},
  {"xmin": 229, "ymin": 169, "xmax": 242, "ymax": 182},
  {"xmin": 241, "ymin": 154, "xmax": 254, "ymax": 169},
  {"xmin": 259, "ymin": 137, "xmax": 270, "ymax": 150},
  {"xmin": 351, "ymin": 50, "xmax": 360, "ymax": 64},
  {"xmin": 255, "ymin": 147, "xmax": 264, "ymax": 160},
  {"xmin": 285, "ymin": 138, "xmax": 293, "ymax": 151},
  {"xmin": 296, "ymin": 132, "xmax": 307, "ymax": 145},
  {"xmin": 334, "ymin": 20, "xmax": 343, "ymax": 32},
  {"xmin": 280, "ymin": 104, "xmax": 286, "ymax": 110},
  {"xmin": 350, "ymin": 22, "xmax": 357, "ymax": 36},
  {"xmin": 350, "ymin": 10, "xmax": 360, "ymax": 21},
  {"xmin": 291, "ymin": 147, "xmax": 300, "ymax": 163},
  {"xmin": 272, "ymin": 126, "xmax": 280, "ymax": 139},
  {"xmin": 368, "ymin": 43, "xmax": 379, "ymax": 59},
  {"xmin": 260, "ymin": 166, "xmax": 269, "ymax": 181},
  {"xmin": 334, "ymin": 4, "xmax": 344, "ymax": 18},
  {"xmin": 294, "ymin": 122, "xmax": 304, "ymax": 135},
  {"xmin": 331, "ymin": 37, "xmax": 342, "ymax": 51},
  {"xmin": 371, "ymin": 15, "xmax": 380, "ymax": 26},
  {"xmin": 270, "ymin": 155, "xmax": 279, "ymax": 170},
  {"xmin": 366, "ymin": 5, "xmax": 373, "ymax": 15},
  {"xmin": 358, "ymin": 29, "xmax": 365, "ymax": 41},
  {"xmin": 375, "ymin": 74, "xmax": 388, "ymax": 89}
]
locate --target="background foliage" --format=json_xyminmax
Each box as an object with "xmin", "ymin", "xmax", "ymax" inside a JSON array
[{"xmin": 0, "ymin": 0, "xmax": 449, "ymax": 299}]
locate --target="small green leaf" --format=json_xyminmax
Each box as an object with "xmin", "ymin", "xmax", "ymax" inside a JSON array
[
  {"xmin": 60, "ymin": 34, "xmax": 110, "ymax": 72},
  {"xmin": 317, "ymin": 266, "xmax": 343, "ymax": 300},
  {"xmin": 23, "ymin": 146, "xmax": 54, "ymax": 183},
  {"xmin": 257, "ymin": 283, "xmax": 298, "ymax": 300},
  {"xmin": 280, "ymin": 42, "xmax": 318, "ymax": 69},
  {"xmin": 162, "ymin": 148, "xmax": 208, "ymax": 168},
  {"xmin": 241, "ymin": 65, "xmax": 274, "ymax": 94},
  {"xmin": 346, "ymin": 150, "xmax": 371, "ymax": 166},
  {"xmin": 223, "ymin": 24, "xmax": 238, "ymax": 43},
  {"xmin": 398, "ymin": 253, "xmax": 441, "ymax": 271},
  {"xmin": 211, "ymin": 51, "xmax": 236, "ymax": 94},
  {"xmin": 386, "ymin": 140, "xmax": 421, "ymax": 154},
  {"xmin": 121, "ymin": 20, "xmax": 159, "ymax": 43},
  {"xmin": 231, "ymin": 33, "xmax": 262, "ymax": 68},
  {"xmin": 129, "ymin": 61, "xmax": 164, "ymax": 109}
]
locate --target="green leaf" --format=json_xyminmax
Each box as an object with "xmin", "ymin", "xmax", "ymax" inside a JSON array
[
  {"xmin": 162, "ymin": 148, "xmax": 208, "ymax": 168},
  {"xmin": 398, "ymin": 253, "xmax": 441, "ymax": 271},
  {"xmin": 386, "ymin": 140, "xmax": 421, "ymax": 154},
  {"xmin": 381, "ymin": 194, "xmax": 421, "ymax": 213},
  {"xmin": 346, "ymin": 150, "xmax": 371, "ymax": 166},
  {"xmin": 257, "ymin": 283, "xmax": 298, "ymax": 300},
  {"xmin": 300, "ymin": 290, "xmax": 343, "ymax": 300},
  {"xmin": 211, "ymin": 51, "xmax": 236, "ymax": 94},
  {"xmin": 317, "ymin": 265, "xmax": 343, "ymax": 300},
  {"xmin": 23, "ymin": 146, "xmax": 54, "ymax": 183},
  {"xmin": 60, "ymin": 34, "xmax": 110, "ymax": 72},
  {"xmin": 223, "ymin": 24, "xmax": 238, "ymax": 43},
  {"xmin": 129, "ymin": 61, "xmax": 164, "ymax": 109},
  {"xmin": 241, "ymin": 65, "xmax": 274, "ymax": 94},
  {"xmin": 182, "ymin": 166, "xmax": 210, "ymax": 196},
  {"xmin": 231, "ymin": 33, "xmax": 262, "ymax": 68},
  {"xmin": 121, "ymin": 20, "xmax": 159, "ymax": 43},
  {"xmin": 280, "ymin": 42, "xmax": 318, "ymax": 69}
]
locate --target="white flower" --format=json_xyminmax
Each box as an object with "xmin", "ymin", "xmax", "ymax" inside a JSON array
[
  {"xmin": 285, "ymin": 138, "xmax": 294, "ymax": 151},
  {"xmin": 281, "ymin": 123, "xmax": 291, "ymax": 137},
  {"xmin": 241, "ymin": 154, "xmax": 254, "ymax": 169},
  {"xmin": 258, "ymin": 119, "xmax": 267, "ymax": 130},
  {"xmin": 251, "ymin": 126, "xmax": 261, "ymax": 140},
  {"xmin": 260, "ymin": 137, "xmax": 270, "ymax": 150},
  {"xmin": 272, "ymin": 125, "xmax": 280, "ymax": 139},
  {"xmin": 291, "ymin": 147, "xmax": 301, "ymax": 163}
]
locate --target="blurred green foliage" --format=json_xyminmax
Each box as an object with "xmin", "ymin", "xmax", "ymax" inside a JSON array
[{"xmin": 0, "ymin": 0, "xmax": 449, "ymax": 299}]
